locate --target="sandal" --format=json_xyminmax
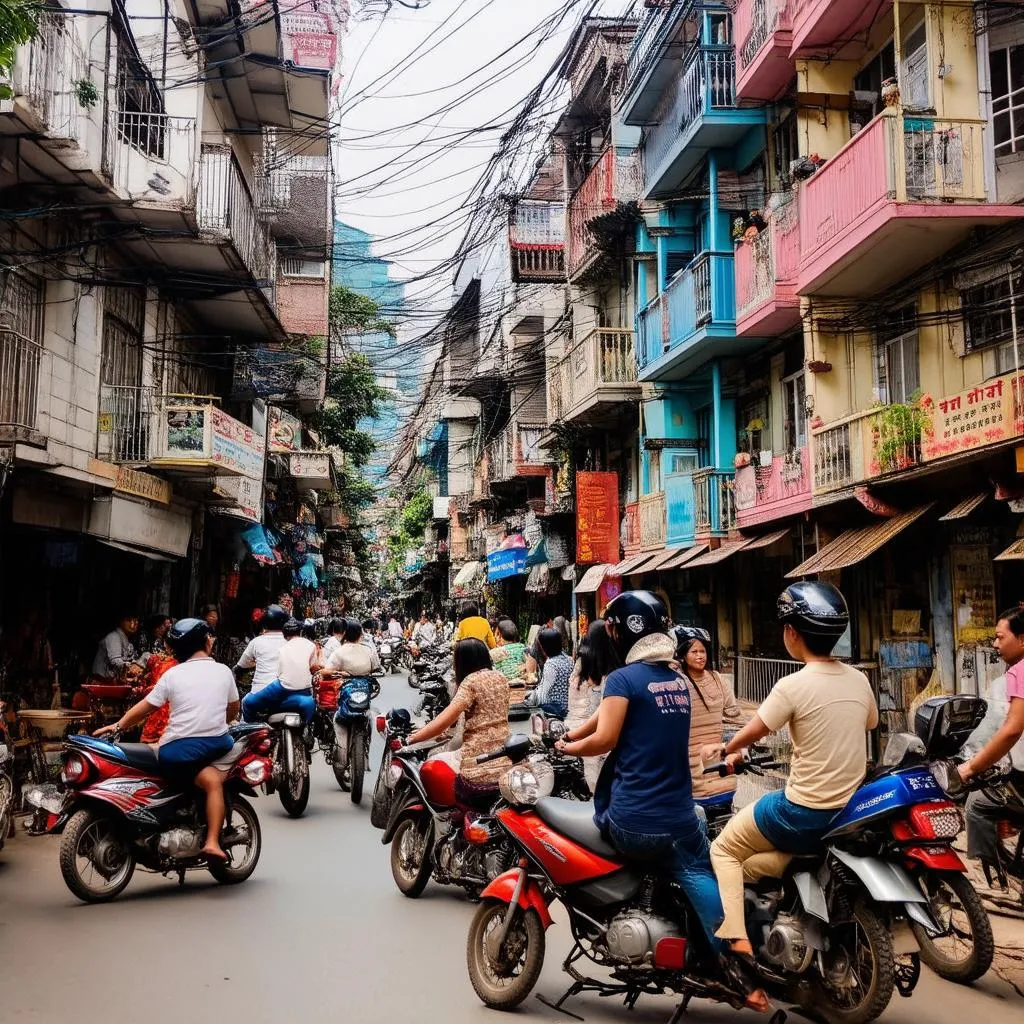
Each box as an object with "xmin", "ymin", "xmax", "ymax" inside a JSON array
[{"xmin": 719, "ymin": 952, "xmax": 772, "ymax": 1012}]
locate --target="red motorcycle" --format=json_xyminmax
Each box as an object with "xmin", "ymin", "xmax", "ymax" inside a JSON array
[{"xmin": 43, "ymin": 723, "xmax": 272, "ymax": 903}]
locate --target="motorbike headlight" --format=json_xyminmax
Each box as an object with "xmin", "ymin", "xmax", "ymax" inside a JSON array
[
  {"xmin": 498, "ymin": 761, "xmax": 555, "ymax": 806},
  {"xmin": 349, "ymin": 692, "xmax": 370, "ymax": 709}
]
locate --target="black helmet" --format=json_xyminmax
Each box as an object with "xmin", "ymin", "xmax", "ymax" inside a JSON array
[
  {"xmin": 604, "ymin": 590, "xmax": 669, "ymax": 659},
  {"xmin": 166, "ymin": 617, "xmax": 212, "ymax": 661},
  {"xmin": 263, "ymin": 604, "xmax": 289, "ymax": 630},
  {"xmin": 672, "ymin": 624, "xmax": 711, "ymax": 646},
  {"xmin": 282, "ymin": 617, "xmax": 302, "ymax": 637},
  {"xmin": 777, "ymin": 580, "xmax": 849, "ymax": 637}
]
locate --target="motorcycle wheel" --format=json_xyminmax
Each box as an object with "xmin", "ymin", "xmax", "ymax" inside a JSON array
[
  {"xmin": 350, "ymin": 726, "xmax": 366, "ymax": 805},
  {"xmin": 808, "ymin": 904, "xmax": 894, "ymax": 1024},
  {"xmin": 370, "ymin": 753, "xmax": 392, "ymax": 829},
  {"xmin": 59, "ymin": 808, "xmax": 135, "ymax": 903},
  {"xmin": 208, "ymin": 796, "xmax": 262, "ymax": 885},
  {"xmin": 466, "ymin": 898, "xmax": 545, "ymax": 1010},
  {"xmin": 911, "ymin": 871, "xmax": 994, "ymax": 984},
  {"xmin": 278, "ymin": 729, "xmax": 310, "ymax": 818},
  {"xmin": 390, "ymin": 816, "xmax": 432, "ymax": 897}
]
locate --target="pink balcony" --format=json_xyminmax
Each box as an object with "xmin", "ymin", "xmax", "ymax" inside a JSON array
[
  {"xmin": 798, "ymin": 111, "xmax": 1024, "ymax": 297},
  {"xmin": 735, "ymin": 208, "xmax": 801, "ymax": 337},
  {"xmin": 623, "ymin": 501, "xmax": 642, "ymax": 558},
  {"xmin": 790, "ymin": 0, "xmax": 890, "ymax": 57},
  {"xmin": 734, "ymin": 447, "xmax": 812, "ymax": 528},
  {"xmin": 735, "ymin": 0, "xmax": 794, "ymax": 102},
  {"xmin": 567, "ymin": 148, "xmax": 642, "ymax": 279}
]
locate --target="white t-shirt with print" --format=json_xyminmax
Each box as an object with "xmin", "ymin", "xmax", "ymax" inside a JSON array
[
  {"xmin": 236, "ymin": 632, "xmax": 286, "ymax": 692},
  {"xmin": 278, "ymin": 637, "xmax": 316, "ymax": 690},
  {"xmin": 146, "ymin": 659, "xmax": 239, "ymax": 746}
]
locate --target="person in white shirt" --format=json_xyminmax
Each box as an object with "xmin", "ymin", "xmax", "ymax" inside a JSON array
[
  {"xmin": 240, "ymin": 617, "xmax": 319, "ymax": 723},
  {"xmin": 321, "ymin": 617, "xmax": 346, "ymax": 664},
  {"xmin": 96, "ymin": 618, "xmax": 240, "ymax": 861},
  {"xmin": 412, "ymin": 610, "xmax": 438, "ymax": 649},
  {"xmin": 234, "ymin": 604, "xmax": 288, "ymax": 693},
  {"xmin": 319, "ymin": 620, "xmax": 381, "ymax": 680},
  {"xmin": 387, "ymin": 615, "xmax": 404, "ymax": 641}
]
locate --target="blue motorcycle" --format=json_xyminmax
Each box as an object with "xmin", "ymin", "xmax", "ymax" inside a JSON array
[
  {"xmin": 703, "ymin": 694, "xmax": 993, "ymax": 1022},
  {"xmin": 333, "ymin": 676, "xmax": 380, "ymax": 805}
]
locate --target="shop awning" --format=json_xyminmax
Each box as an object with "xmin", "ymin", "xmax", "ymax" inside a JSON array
[
  {"xmin": 639, "ymin": 547, "xmax": 684, "ymax": 572},
  {"xmin": 786, "ymin": 503, "xmax": 934, "ymax": 578},
  {"xmin": 738, "ymin": 527, "xmax": 791, "ymax": 552},
  {"xmin": 663, "ymin": 545, "xmax": 708, "ymax": 569},
  {"xmin": 623, "ymin": 552, "xmax": 666, "ymax": 575},
  {"xmin": 939, "ymin": 492, "xmax": 988, "ymax": 521},
  {"xmin": 995, "ymin": 538, "xmax": 1024, "ymax": 561},
  {"xmin": 453, "ymin": 561, "xmax": 485, "ymax": 586},
  {"xmin": 686, "ymin": 539, "xmax": 752, "ymax": 568},
  {"xmin": 575, "ymin": 563, "xmax": 612, "ymax": 593},
  {"xmin": 97, "ymin": 539, "xmax": 176, "ymax": 562},
  {"xmin": 610, "ymin": 552, "xmax": 650, "ymax": 576}
]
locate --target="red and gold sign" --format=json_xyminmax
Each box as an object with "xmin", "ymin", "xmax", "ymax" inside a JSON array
[{"xmin": 576, "ymin": 471, "xmax": 619, "ymax": 565}]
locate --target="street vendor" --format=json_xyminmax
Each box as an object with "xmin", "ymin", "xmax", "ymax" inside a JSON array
[{"xmin": 91, "ymin": 613, "xmax": 144, "ymax": 681}]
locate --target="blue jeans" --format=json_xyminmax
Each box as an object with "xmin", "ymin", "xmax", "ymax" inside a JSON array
[
  {"xmin": 538, "ymin": 701, "xmax": 567, "ymax": 719},
  {"xmin": 753, "ymin": 790, "xmax": 840, "ymax": 855},
  {"xmin": 241, "ymin": 680, "xmax": 315, "ymax": 724},
  {"xmin": 607, "ymin": 815, "xmax": 725, "ymax": 953}
]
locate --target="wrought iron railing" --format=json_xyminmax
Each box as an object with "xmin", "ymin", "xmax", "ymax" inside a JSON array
[
  {"xmin": 693, "ymin": 467, "xmax": 736, "ymax": 535},
  {"xmin": 812, "ymin": 421, "xmax": 853, "ymax": 493},
  {"xmin": 108, "ymin": 111, "xmax": 197, "ymax": 196},
  {"xmin": 22, "ymin": 12, "xmax": 89, "ymax": 144},
  {"xmin": 0, "ymin": 331, "xmax": 43, "ymax": 432},
  {"xmin": 561, "ymin": 328, "xmax": 638, "ymax": 416},
  {"xmin": 98, "ymin": 384, "xmax": 156, "ymax": 463},
  {"xmin": 198, "ymin": 145, "xmax": 272, "ymax": 283}
]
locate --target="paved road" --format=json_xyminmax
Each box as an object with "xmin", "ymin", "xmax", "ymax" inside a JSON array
[{"xmin": 1, "ymin": 673, "xmax": 1021, "ymax": 1023}]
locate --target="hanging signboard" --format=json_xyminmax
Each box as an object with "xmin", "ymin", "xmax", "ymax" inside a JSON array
[
  {"xmin": 487, "ymin": 547, "xmax": 528, "ymax": 581},
  {"xmin": 268, "ymin": 407, "xmax": 302, "ymax": 452},
  {"xmin": 922, "ymin": 372, "xmax": 1024, "ymax": 462},
  {"xmin": 576, "ymin": 471, "xmax": 620, "ymax": 564}
]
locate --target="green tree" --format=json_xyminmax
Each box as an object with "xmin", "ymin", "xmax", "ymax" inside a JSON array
[
  {"xmin": 329, "ymin": 285, "xmax": 395, "ymax": 338},
  {"xmin": 313, "ymin": 352, "xmax": 389, "ymax": 468},
  {"xmin": 0, "ymin": 0, "xmax": 39, "ymax": 98}
]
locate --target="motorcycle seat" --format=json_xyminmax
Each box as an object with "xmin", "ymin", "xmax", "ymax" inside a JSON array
[
  {"xmin": 116, "ymin": 743, "xmax": 161, "ymax": 770},
  {"xmin": 535, "ymin": 797, "xmax": 618, "ymax": 859}
]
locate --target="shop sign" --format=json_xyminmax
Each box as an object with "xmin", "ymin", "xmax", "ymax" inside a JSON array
[
  {"xmin": 282, "ymin": 9, "xmax": 337, "ymax": 70},
  {"xmin": 922, "ymin": 372, "xmax": 1024, "ymax": 462},
  {"xmin": 114, "ymin": 466, "xmax": 171, "ymax": 505},
  {"xmin": 213, "ymin": 474, "xmax": 264, "ymax": 522},
  {"xmin": 487, "ymin": 547, "xmax": 527, "ymax": 581},
  {"xmin": 950, "ymin": 544, "xmax": 997, "ymax": 643},
  {"xmin": 268, "ymin": 407, "xmax": 302, "ymax": 452},
  {"xmin": 88, "ymin": 495, "xmax": 191, "ymax": 557},
  {"xmin": 211, "ymin": 409, "xmax": 265, "ymax": 477},
  {"xmin": 289, "ymin": 451, "xmax": 332, "ymax": 486},
  {"xmin": 576, "ymin": 471, "xmax": 619, "ymax": 564}
]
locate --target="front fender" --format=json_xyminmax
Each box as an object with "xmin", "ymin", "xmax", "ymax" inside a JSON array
[
  {"xmin": 829, "ymin": 848, "xmax": 927, "ymax": 903},
  {"xmin": 382, "ymin": 794, "xmax": 426, "ymax": 844},
  {"xmin": 481, "ymin": 869, "xmax": 553, "ymax": 931}
]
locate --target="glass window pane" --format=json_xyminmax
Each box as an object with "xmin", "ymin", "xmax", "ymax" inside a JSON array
[
  {"xmin": 1010, "ymin": 45, "xmax": 1024, "ymax": 92},
  {"xmin": 991, "ymin": 48, "xmax": 1009, "ymax": 101},
  {"xmin": 994, "ymin": 112, "xmax": 1012, "ymax": 152}
]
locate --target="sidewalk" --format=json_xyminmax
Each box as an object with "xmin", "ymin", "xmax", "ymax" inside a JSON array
[{"xmin": 963, "ymin": 856, "xmax": 1024, "ymax": 996}]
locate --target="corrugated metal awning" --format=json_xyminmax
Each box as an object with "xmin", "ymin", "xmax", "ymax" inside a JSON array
[
  {"xmin": 624, "ymin": 549, "xmax": 678, "ymax": 575},
  {"xmin": 939, "ymin": 492, "xmax": 988, "ymax": 521},
  {"xmin": 641, "ymin": 547, "xmax": 686, "ymax": 572},
  {"xmin": 610, "ymin": 552, "xmax": 649, "ymax": 576},
  {"xmin": 738, "ymin": 527, "xmax": 791, "ymax": 552},
  {"xmin": 664, "ymin": 544, "xmax": 708, "ymax": 569},
  {"xmin": 686, "ymin": 539, "xmax": 751, "ymax": 568},
  {"xmin": 995, "ymin": 538, "xmax": 1024, "ymax": 561},
  {"xmin": 786, "ymin": 503, "xmax": 934, "ymax": 578},
  {"xmin": 453, "ymin": 561, "xmax": 485, "ymax": 586},
  {"xmin": 575, "ymin": 563, "xmax": 611, "ymax": 593}
]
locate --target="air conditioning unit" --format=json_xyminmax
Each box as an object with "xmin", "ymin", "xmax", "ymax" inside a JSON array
[{"xmin": 279, "ymin": 258, "xmax": 326, "ymax": 278}]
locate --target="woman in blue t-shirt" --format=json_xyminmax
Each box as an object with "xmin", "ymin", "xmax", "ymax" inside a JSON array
[{"xmin": 556, "ymin": 591, "xmax": 725, "ymax": 955}]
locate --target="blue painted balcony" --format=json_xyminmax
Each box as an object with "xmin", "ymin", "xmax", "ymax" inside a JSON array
[
  {"xmin": 666, "ymin": 468, "xmax": 736, "ymax": 545},
  {"xmin": 618, "ymin": 1, "xmax": 693, "ymax": 126},
  {"xmin": 641, "ymin": 47, "xmax": 767, "ymax": 199},
  {"xmin": 636, "ymin": 252, "xmax": 740, "ymax": 380}
]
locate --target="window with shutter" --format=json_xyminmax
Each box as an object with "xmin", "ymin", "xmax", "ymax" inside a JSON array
[{"xmin": 900, "ymin": 24, "xmax": 929, "ymax": 110}]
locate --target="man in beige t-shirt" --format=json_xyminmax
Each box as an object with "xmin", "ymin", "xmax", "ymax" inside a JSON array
[{"xmin": 702, "ymin": 581, "xmax": 877, "ymax": 1009}]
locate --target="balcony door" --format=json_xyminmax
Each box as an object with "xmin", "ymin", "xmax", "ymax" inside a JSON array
[{"xmin": 100, "ymin": 286, "xmax": 147, "ymax": 461}]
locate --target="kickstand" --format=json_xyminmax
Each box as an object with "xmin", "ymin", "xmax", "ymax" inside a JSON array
[
  {"xmin": 666, "ymin": 993, "xmax": 693, "ymax": 1024},
  {"xmin": 536, "ymin": 988, "xmax": 586, "ymax": 1022},
  {"xmin": 177, "ymin": 868, "xmax": 186, "ymax": 886}
]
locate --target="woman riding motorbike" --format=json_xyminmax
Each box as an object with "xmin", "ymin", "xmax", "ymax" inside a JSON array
[
  {"xmin": 407, "ymin": 638, "xmax": 511, "ymax": 806},
  {"xmin": 95, "ymin": 618, "xmax": 241, "ymax": 861}
]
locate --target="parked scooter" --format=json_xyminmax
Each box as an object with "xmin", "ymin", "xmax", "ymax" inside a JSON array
[
  {"xmin": 39, "ymin": 723, "xmax": 271, "ymax": 903},
  {"xmin": 465, "ymin": 695, "xmax": 993, "ymax": 1023}
]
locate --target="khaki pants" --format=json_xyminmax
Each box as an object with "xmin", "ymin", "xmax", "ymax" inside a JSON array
[{"xmin": 709, "ymin": 803, "xmax": 793, "ymax": 940}]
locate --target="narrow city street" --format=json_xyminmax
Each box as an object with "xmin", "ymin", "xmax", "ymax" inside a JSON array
[{"xmin": 0, "ymin": 673, "xmax": 1019, "ymax": 1024}]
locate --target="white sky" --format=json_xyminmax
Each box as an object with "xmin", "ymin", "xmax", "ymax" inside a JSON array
[{"xmin": 333, "ymin": 0, "xmax": 629, "ymax": 320}]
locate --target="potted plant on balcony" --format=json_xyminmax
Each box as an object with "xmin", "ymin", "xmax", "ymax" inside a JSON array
[{"xmin": 869, "ymin": 392, "xmax": 934, "ymax": 473}]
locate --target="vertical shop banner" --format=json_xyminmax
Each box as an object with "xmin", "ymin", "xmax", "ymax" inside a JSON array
[
  {"xmin": 576, "ymin": 471, "xmax": 620, "ymax": 564},
  {"xmin": 950, "ymin": 544, "xmax": 997, "ymax": 643}
]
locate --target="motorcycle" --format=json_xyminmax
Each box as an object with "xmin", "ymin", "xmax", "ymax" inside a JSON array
[
  {"xmin": 370, "ymin": 707, "xmax": 415, "ymax": 829},
  {"xmin": 263, "ymin": 710, "xmax": 312, "ymax": 818},
  {"xmin": 408, "ymin": 646, "xmax": 448, "ymax": 690},
  {"xmin": 965, "ymin": 768, "xmax": 1024, "ymax": 913},
  {"xmin": 418, "ymin": 672, "xmax": 452, "ymax": 721},
  {"xmin": 465, "ymin": 694, "xmax": 993, "ymax": 1023},
  {"xmin": 333, "ymin": 676, "xmax": 381, "ymax": 804},
  {"xmin": 380, "ymin": 638, "xmax": 409, "ymax": 674},
  {"xmin": 43, "ymin": 723, "xmax": 271, "ymax": 903},
  {"xmin": 381, "ymin": 734, "xmax": 536, "ymax": 899}
]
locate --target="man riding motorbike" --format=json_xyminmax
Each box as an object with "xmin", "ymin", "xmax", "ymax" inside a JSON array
[
  {"xmin": 555, "ymin": 591, "xmax": 728, "ymax": 970},
  {"xmin": 240, "ymin": 617, "xmax": 318, "ymax": 724},
  {"xmin": 95, "ymin": 618, "xmax": 240, "ymax": 861},
  {"xmin": 703, "ymin": 581, "xmax": 877, "ymax": 1009},
  {"xmin": 233, "ymin": 604, "xmax": 289, "ymax": 694}
]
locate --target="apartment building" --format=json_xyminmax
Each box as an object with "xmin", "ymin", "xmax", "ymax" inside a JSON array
[{"xmin": 0, "ymin": 0, "xmax": 343, "ymax": 691}]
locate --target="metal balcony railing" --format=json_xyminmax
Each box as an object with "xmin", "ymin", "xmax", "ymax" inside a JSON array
[
  {"xmin": 639, "ymin": 491, "xmax": 666, "ymax": 550},
  {"xmin": 107, "ymin": 111, "xmax": 197, "ymax": 196},
  {"xmin": 812, "ymin": 421, "xmax": 854, "ymax": 493},
  {"xmin": 561, "ymin": 328, "xmax": 638, "ymax": 417},
  {"xmin": 198, "ymin": 145, "xmax": 272, "ymax": 283},
  {"xmin": 21, "ymin": 12, "xmax": 89, "ymax": 144},
  {"xmin": 98, "ymin": 384, "xmax": 156, "ymax": 463},
  {"xmin": 0, "ymin": 331, "xmax": 43, "ymax": 432},
  {"xmin": 693, "ymin": 467, "xmax": 736, "ymax": 535},
  {"xmin": 739, "ymin": 0, "xmax": 791, "ymax": 70}
]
